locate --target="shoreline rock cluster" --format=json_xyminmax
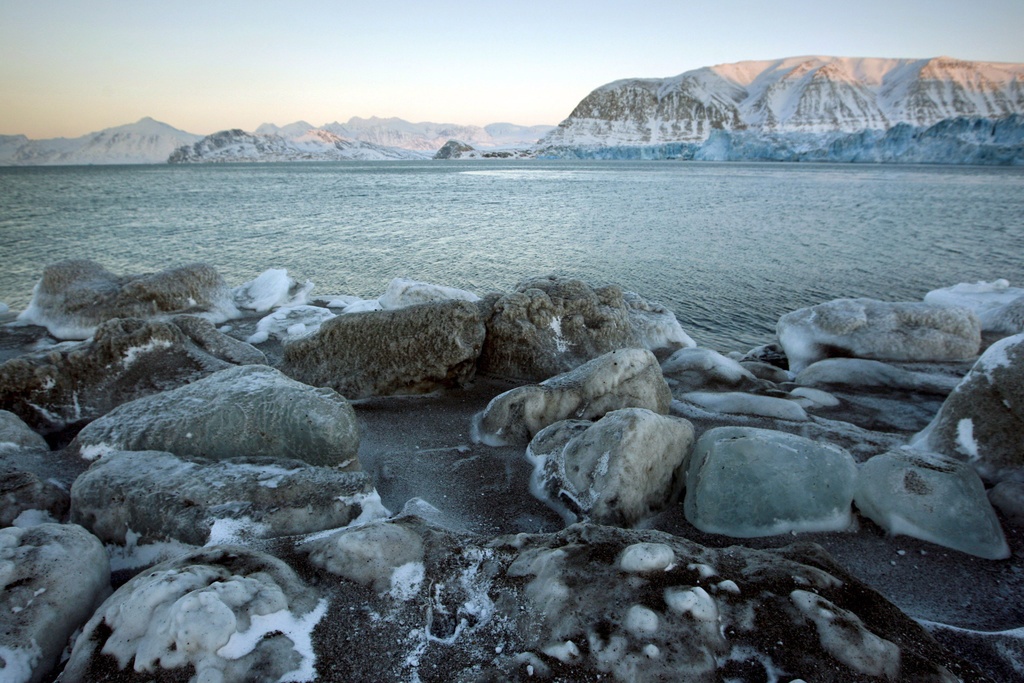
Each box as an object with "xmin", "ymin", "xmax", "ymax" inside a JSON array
[{"xmin": 2, "ymin": 260, "xmax": 1023, "ymax": 682}]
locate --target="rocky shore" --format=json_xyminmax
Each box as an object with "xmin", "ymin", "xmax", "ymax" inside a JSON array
[{"xmin": 1, "ymin": 261, "xmax": 1023, "ymax": 682}]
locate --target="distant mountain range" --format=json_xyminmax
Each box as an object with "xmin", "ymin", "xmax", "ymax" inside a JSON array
[
  {"xmin": 536, "ymin": 56, "xmax": 1024, "ymax": 162},
  {"xmin": 3, "ymin": 56, "xmax": 1021, "ymax": 165}
]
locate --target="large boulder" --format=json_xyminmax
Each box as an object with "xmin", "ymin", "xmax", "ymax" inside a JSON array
[
  {"xmin": 912, "ymin": 333, "xmax": 1024, "ymax": 478},
  {"xmin": 0, "ymin": 317, "xmax": 264, "ymax": 440},
  {"xmin": 15, "ymin": 259, "xmax": 240, "ymax": 340},
  {"xmin": 280, "ymin": 299, "xmax": 486, "ymax": 399},
  {"xmin": 479, "ymin": 276, "xmax": 693, "ymax": 381},
  {"xmin": 1, "ymin": 523, "xmax": 110, "ymax": 683},
  {"xmin": 70, "ymin": 450, "xmax": 384, "ymax": 546},
  {"xmin": 526, "ymin": 408, "xmax": 694, "ymax": 526},
  {"xmin": 855, "ymin": 449, "xmax": 1009, "ymax": 559},
  {"xmin": 777, "ymin": 298, "xmax": 981, "ymax": 373},
  {"xmin": 286, "ymin": 518, "xmax": 980, "ymax": 681},
  {"xmin": 60, "ymin": 545, "xmax": 327, "ymax": 683},
  {"xmin": 684, "ymin": 427, "xmax": 859, "ymax": 537},
  {"xmin": 474, "ymin": 348, "xmax": 672, "ymax": 446},
  {"xmin": 72, "ymin": 364, "xmax": 359, "ymax": 467}
]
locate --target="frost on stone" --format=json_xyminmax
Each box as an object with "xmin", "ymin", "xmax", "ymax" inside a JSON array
[
  {"xmin": 475, "ymin": 348, "xmax": 672, "ymax": 446},
  {"xmin": 245, "ymin": 304, "xmax": 337, "ymax": 344},
  {"xmin": 776, "ymin": 298, "xmax": 981, "ymax": 373},
  {"xmin": 912, "ymin": 333, "xmax": 1024, "ymax": 477},
  {"xmin": 661, "ymin": 347, "xmax": 760, "ymax": 394},
  {"xmin": 378, "ymin": 277, "xmax": 481, "ymax": 309},
  {"xmin": 854, "ymin": 449, "xmax": 1009, "ymax": 559},
  {"xmin": 304, "ymin": 521, "xmax": 426, "ymax": 593},
  {"xmin": 925, "ymin": 279, "xmax": 1024, "ymax": 333},
  {"xmin": 280, "ymin": 299, "xmax": 486, "ymax": 399},
  {"xmin": 525, "ymin": 408, "xmax": 694, "ymax": 526},
  {"xmin": 1, "ymin": 523, "xmax": 110, "ymax": 683},
  {"xmin": 233, "ymin": 268, "xmax": 313, "ymax": 313},
  {"xmin": 14, "ymin": 259, "xmax": 240, "ymax": 340},
  {"xmin": 60, "ymin": 545, "xmax": 326, "ymax": 683},
  {"xmin": 479, "ymin": 276, "xmax": 693, "ymax": 381},
  {"xmin": 73, "ymin": 364, "xmax": 359, "ymax": 467},
  {"xmin": 685, "ymin": 427, "xmax": 858, "ymax": 537},
  {"xmin": 70, "ymin": 450, "xmax": 379, "ymax": 546},
  {"xmin": 795, "ymin": 357, "xmax": 961, "ymax": 395}
]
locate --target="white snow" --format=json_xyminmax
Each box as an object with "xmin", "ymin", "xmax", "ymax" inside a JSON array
[
  {"xmin": 389, "ymin": 562, "xmax": 426, "ymax": 601},
  {"xmin": 377, "ymin": 278, "xmax": 480, "ymax": 310},
  {"xmin": 121, "ymin": 338, "xmax": 174, "ymax": 368},
  {"xmin": 0, "ymin": 639, "xmax": 43, "ymax": 683},
  {"xmin": 217, "ymin": 598, "xmax": 328, "ymax": 682},
  {"xmin": 665, "ymin": 586, "xmax": 719, "ymax": 622},
  {"xmin": 956, "ymin": 418, "xmax": 980, "ymax": 460},
  {"xmin": 233, "ymin": 269, "xmax": 314, "ymax": 313},
  {"xmin": 246, "ymin": 305, "xmax": 336, "ymax": 344}
]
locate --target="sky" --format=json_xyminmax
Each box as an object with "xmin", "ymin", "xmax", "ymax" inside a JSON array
[{"xmin": 2, "ymin": 0, "xmax": 1023, "ymax": 139}]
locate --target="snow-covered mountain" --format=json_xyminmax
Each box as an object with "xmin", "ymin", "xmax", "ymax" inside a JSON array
[
  {"xmin": 538, "ymin": 56, "xmax": 1024, "ymax": 162},
  {"xmin": 261, "ymin": 117, "xmax": 554, "ymax": 152},
  {"xmin": 0, "ymin": 118, "xmax": 203, "ymax": 165},
  {"xmin": 168, "ymin": 128, "xmax": 428, "ymax": 163}
]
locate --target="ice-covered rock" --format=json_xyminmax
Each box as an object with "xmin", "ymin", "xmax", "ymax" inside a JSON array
[
  {"xmin": 660, "ymin": 347, "xmax": 762, "ymax": 394},
  {"xmin": 685, "ymin": 427, "xmax": 858, "ymax": 537},
  {"xmin": 168, "ymin": 314, "xmax": 267, "ymax": 365},
  {"xmin": 377, "ymin": 277, "xmax": 481, "ymax": 309},
  {"xmin": 479, "ymin": 276, "xmax": 693, "ymax": 381},
  {"xmin": 73, "ymin": 364, "xmax": 359, "ymax": 467},
  {"xmin": 0, "ymin": 523, "xmax": 110, "ymax": 683},
  {"xmin": 988, "ymin": 478, "xmax": 1024, "ymax": 526},
  {"xmin": 0, "ymin": 317, "xmax": 259, "ymax": 438},
  {"xmin": 777, "ymin": 298, "xmax": 981, "ymax": 373},
  {"xmin": 0, "ymin": 410, "xmax": 48, "ymax": 452},
  {"xmin": 70, "ymin": 450, "xmax": 382, "ymax": 546},
  {"xmin": 232, "ymin": 268, "xmax": 313, "ymax": 312},
  {"xmin": 0, "ymin": 467, "xmax": 68, "ymax": 527},
  {"xmin": 280, "ymin": 299, "xmax": 486, "ymax": 399},
  {"xmin": 925, "ymin": 279, "xmax": 1024, "ymax": 333},
  {"xmin": 679, "ymin": 391, "xmax": 809, "ymax": 421},
  {"xmin": 795, "ymin": 357, "xmax": 961, "ymax": 394},
  {"xmin": 60, "ymin": 545, "xmax": 327, "ymax": 683},
  {"xmin": 245, "ymin": 304, "xmax": 337, "ymax": 344},
  {"xmin": 912, "ymin": 333, "xmax": 1024, "ymax": 477},
  {"xmin": 474, "ymin": 348, "xmax": 672, "ymax": 445},
  {"xmin": 273, "ymin": 517, "xmax": 977, "ymax": 681},
  {"xmin": 526, "ymin": 408, "xmax": 694, "ymax": 526},
  {"xmin": 854, "ymin": 449, "xmax": 1009, "ymax": 559},
  {"xmin": 14, "ymin": 259, "xmax": 240, "ymax": 340}
]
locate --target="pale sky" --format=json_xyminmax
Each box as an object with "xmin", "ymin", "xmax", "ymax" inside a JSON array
[{"xmin": 2, "ymin": 0, "xmax": 1022, "ymax": 139}]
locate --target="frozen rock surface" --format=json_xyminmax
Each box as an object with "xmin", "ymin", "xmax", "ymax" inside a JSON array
[
  {"xmin": 0, "ymin": 523, "xmax": 110, "ymax": 683},
  {"xmin": 912, "ymin": 333, "xmax": 1024, "ymax": 477},
  {"xmin": 0, "ymin": 410, "xmax": 48, "ymax": 452},
  {"xmin": 60, "ymin": 545, "xmax": 326, "ymax": 683},
  {"xmin": 0, "ymin": 467, "xmax": 68, "ymax": 527},
  {"xmin": 280, "ymin": 299, "xmax": 486, "ymax": 399},
  {"xmin": 855, "ymin": 449, "xmax": 1009, "ymax": 559},
  {"xmin": 925, "ymin": 279, "xmax": 1024, "ymax": 333},
  {"xmin": 680, "ymin": 391, "xmax": 809, "ymax": 421},
  {"xmin": 73, "ymin": 364, "xmax": 359, "ymax": 467},
  {"xmin": 245, "ymin": 304, "xmax": 337, "ymax": 344},
  {"xmin": 15, "ymin": 259, "xmax": 240, "ymax": 340},
  {"xmin": 685, "ymin": 427, "xmax": 859, "ymax": 537},
  {"xmin": 988, "ymin": 478, "xmax": 1024, "ymax": 526},
  {"xmin": 479, "ymin": 276, "xmax": 692, "ymax": 381},
  {"xmin": 378, "ymin": 277, "xmax": 481, "ymax": 309},
  {"xmin": 661, "ymin": 346, "xmax": 762, "ymax": 394},
  {"xmin": 70, "ymin": 450, "xmax": 381, "ymax": 546},
  {"xmin": 796, "ymin": 357, "xmax": 961, "ymax": 394},
  {"xmin": 0, "ymin": 317, "xmax": 260, "ymax": 439},
  {"xmin": 169, "ymin": 314, "xmax": 267, "ymax": 365},
  {"xmin": 526, "ymin": 408, "xmax": 694, "ymax": 526},
  {"xmin": 269, "ymin": 519, "xmax": 981, "ymax": 682},
  {"xmin": 233, "ymin": 268, "xmax": 314, "ymax": 312},
  {"xmin": 475, "ymin": 348, "xmax": 672, "ymax": 445},
  {"xmin": 777, "ymin": 298, "xmax": 981, "ymax": 373}
]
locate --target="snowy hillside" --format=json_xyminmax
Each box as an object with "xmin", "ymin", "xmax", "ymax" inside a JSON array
[
  {"xmin": 168, "ymin": 128, "xmax": 429, "ymax": 163},
  {"xmin": 538, "ymin": 56, "xmax": 1024, "ymax": 162},
  {"xmin": 0, "ymin": 118, "xmax": 202, "ymax": 165}
]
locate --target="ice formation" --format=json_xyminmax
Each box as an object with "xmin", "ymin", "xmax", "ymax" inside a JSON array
[
  {"xmin": 660, "ymin": 346, "xmax": 760, "ymax": 394},
  {"xmin": 304, "ymin": 521, "xmax": 426, "ymax": 593},
  {"xmin": 526, "ymin": 408, "xmax": 694, "ymax": 525},
  {"xmin": 795, "ymin": 357, "xmax": 961, "ymax": 394},
  {"xmin": 776, "ymin": 298, "xmax": 981, "ymax": 373},
  {"xmin": 685, "ymin": 427, "xmax": 859, "ymax": 537},
  {"xmin": 474, "ymin": 348, "xmax": 671, "ymax": 445},
  {"xmin": 680, "ymin": 391, "xmax": 809, "ymax": 421},
  {"xmin": 854, "ymin": 449, "xmax": 1009, "ymax": 559},
  {"xmin": 377, "ymin": 277, "xmax": 481, "ymax": 309},
  {"xmin": 232, "ymin": 268, "xmax": 313, "ymax": 312},
  {"xmin": 925, "ymin": 279, "xmax": 1024, "ymax": 333},
  {"xmin": 246, "ymin": 304, "xmax": 337, "ymax": 344}
]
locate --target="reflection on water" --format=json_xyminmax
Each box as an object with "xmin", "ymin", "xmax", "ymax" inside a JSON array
[{"xmin": 1, "ymin": 161, "xmax": 1022, "ymax": 352}]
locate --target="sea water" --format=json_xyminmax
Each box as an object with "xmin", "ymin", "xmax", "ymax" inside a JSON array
[{"xmin": 1, "ymin": 160, "xmax": 1022, "ymax": 352}]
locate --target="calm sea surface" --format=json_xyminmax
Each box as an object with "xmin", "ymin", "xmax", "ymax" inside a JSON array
[{"xmin": 2, "ymin": 160, "xmax": 1022, "ymax": 352}]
